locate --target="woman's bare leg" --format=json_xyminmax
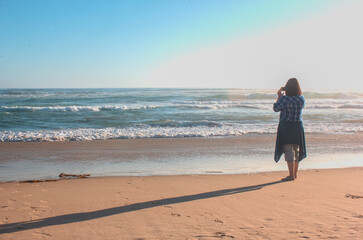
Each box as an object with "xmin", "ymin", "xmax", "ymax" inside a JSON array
[
  {"xmin": 294, "ymin": 160, "xmax": 299, "ymax": 179},
  {"xmin": 284, "ymin": 161, "xmax": 295, "ymax": 181}
]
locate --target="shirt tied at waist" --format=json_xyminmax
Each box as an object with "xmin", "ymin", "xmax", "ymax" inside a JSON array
[{"xmin": 274, "ymin": 121, "xmax": 306, "ymax": 162}]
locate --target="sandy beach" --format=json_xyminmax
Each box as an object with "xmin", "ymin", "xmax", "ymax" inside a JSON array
[
  {"xmin": 1, "ymin": 133, "xmax": 363, "ymax": 239},
  {"xmin": 1, "ymin": 167, "xmax": 362, "ymax": 239}
]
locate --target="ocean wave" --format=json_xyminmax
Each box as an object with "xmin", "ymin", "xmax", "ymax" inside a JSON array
[
  {"xmin": 306, "ymin": 105, "xmax": 363, "ymax": 110},
  {"xmin": 306, "ymin": 105, "xmax": 335, "ymax": 109},
  {"xmin": 0, "ymin": 105, "xmax": 158, "ymax": 112},
  {"xmin": 2, "ymin": 89, "xmax": 362, "ymax": 100},
  {"xmin": 0, "ymin": 125, "xmax": 275, "ymax": 142},
  {"xmin": 145, "ymin": 120, "xmax": 224, "ymax": 128},
  {"xmin": 217, "ymin": 91, "xmax": 362, "ymax": 100},
  {"xmin": 173, "ymin": 101, "xmax": 270, "ymax": 110},
  {"xmin": 304, "ymin": 91, "xmax": 362, "ymax": 99},
  {"xmin": 338, "ymin": 104, "xmax": 363, "ymax": 109},
  {"xmin": 1, "ymin": 91, "xmax": 26, "ymax": 96},
  {"xmin": 245, "ymin": 93, "xmax": 277, "ymax": 99},
  {"xmin": 2, "ymin": 100, "xmax": 362, "ymax": 113},
  {"xmin": 0, "ymin": 101, "xmax": 271, "ymax": 112},
  {"xmin": 304, "ymin": 98, "xmax": 363, "ymax": 109},
  {"xmin": 0, "ymin": 123, "xmax": 361, "ymax": 142}
]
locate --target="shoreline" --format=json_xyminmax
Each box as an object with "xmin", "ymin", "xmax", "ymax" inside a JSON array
[
  {"xmin": 1, "ymin": 133, "xmax": 363, "ymax": 182},
  {"xmin": 1, "ymin": 132, "xmax": 362, "ymax": 154},
  {"xmin": 1, "ymin": 167, "xmax": 362, "ymax": 239},
  {"xmin": 1, "ymin": 166, "xmax": 361, "ymax": 184},
  {"xmin": 1, "ymin": 131, "xmax": 362, "ymax": 143}
]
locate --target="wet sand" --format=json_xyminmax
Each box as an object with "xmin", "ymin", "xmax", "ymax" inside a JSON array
[
  {"xmin": 2, "ymin": 133, "xmax": 362, "ymax": 162},
  {"xmin": 1, "ymin": 133, "xmax": 363, "ymax": 181}
]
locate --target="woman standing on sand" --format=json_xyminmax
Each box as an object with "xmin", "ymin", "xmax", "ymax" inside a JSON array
[{"xmin": 273, "ymin": 78, "xmax": 306, "ymax": 181}]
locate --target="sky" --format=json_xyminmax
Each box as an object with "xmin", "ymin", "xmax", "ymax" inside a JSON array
[{"xmin": 0, "ymin": 0, "xmax": 362, "ymax": 90}]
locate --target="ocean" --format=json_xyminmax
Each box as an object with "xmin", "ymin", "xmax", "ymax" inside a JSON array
[
  {"xmin": 1, "ymin": 88, "xmax": 362, "ymax": 181},
  {"xmin": 1, "ymin": 88, "xmax": 362, "ymax": 142}
]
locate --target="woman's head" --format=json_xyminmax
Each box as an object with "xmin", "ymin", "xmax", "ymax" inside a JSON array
[{"xmin": 285, "ymin": 78, "xmax": 302, "ymax": 96}]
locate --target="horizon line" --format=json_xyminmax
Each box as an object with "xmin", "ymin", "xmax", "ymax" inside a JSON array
[{"xmin": 0, "ymin": 87, "xmax": 361, "ymax": 92}]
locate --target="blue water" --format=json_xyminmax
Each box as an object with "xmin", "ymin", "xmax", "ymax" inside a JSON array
[
  {"xmin": 1, "ymin": 88, "xmax": 363, "ymax": 181},
  {"xmin": 0, "ymin": 88, "xmax": 362, "ymax": 141}
]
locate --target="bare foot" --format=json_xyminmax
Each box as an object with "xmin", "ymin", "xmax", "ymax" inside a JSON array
[{"xmin": 281, "ymin": 176, "xmax": 295, "ymax": 181}]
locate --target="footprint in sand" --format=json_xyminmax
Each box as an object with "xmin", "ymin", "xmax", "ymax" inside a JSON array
[
  {"xmin": 214, "ymin": 219, "xmax": 224, "ymax": 224},
  {"xmin": 11, "ymin": 190, "xmax": 20, "ymax": 194},
  {"xmin": 1, "ymin": 205, "xmax": 15, "ymax": 211},
  {"xmin": 31, "ymin": 205, "xmax": 49, "ymax": 212},
  {"xmin": 33, "ymin": 230, "xmax": 52, "ymax": 238},
  {"xmin": 30, "ymin": 206, "xmax": 41, "ymax": 211},
  {"xmin": 195, "ymin": 232, "xmax": 235, "ymax": 239},
  {"xmin": 216, "ymin": 232, "xmax": 234, "ymax": 238},
  {"xmin": 171, "ymin": 213, "xmax": 181, "ymax": 217}
]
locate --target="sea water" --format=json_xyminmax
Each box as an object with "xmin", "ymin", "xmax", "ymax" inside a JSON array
[
  {"xmin": 0, "ymin": 88, "xmax": 362, "ymax": 181},
  {"xmin": 1, "ymin": 88, "xmax": 362, "ymax": 141}
]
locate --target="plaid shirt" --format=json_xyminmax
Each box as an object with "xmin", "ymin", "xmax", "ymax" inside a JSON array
[{"xmin": 273, "ymin": 95, "xmax": 305, "ymax": 122}]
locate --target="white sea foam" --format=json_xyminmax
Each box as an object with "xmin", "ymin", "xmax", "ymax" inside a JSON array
[
  {"xmin": 0, "ymin": 125, "xmax": 272, "ymax": 142},
  {"xmin": 0, "ymin": 105, "xmax": 158, "ymax": 112},
  {"xmin": 172, "ymin": 100, "xmax": 272, "ymax": 110},
  {"xmin": 0, "ymin": 123, "xmax": 361, "ymax": 142},
  {"xmin": 2, "ymin": 97, "xmax": 362, "ymax": 113},
  {"xmin": 306, "ymin": 104, "xmax": 363, "ymax": 110},
  {"xmin": 0, "ymin": 101, "xmax": 274, "ymax": 112}
]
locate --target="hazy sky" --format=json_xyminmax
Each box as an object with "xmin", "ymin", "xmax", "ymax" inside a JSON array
[{"xmin": 0, "ymin": 0, "xmax": 362, "ymax": 90}]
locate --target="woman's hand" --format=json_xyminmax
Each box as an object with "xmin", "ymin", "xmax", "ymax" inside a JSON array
[{"xmin": 277, "ymin": 87, "xmax": 284, "ymax": 99}]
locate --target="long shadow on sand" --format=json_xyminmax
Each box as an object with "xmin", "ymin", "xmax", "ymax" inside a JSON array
[{"xmin": 0, "ymin": 180, "xmax": 283, "ymax": 234}]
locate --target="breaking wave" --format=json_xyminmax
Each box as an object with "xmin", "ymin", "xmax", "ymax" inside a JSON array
[{"xmin": 0, "ymin": 122, "xmax": 361, "ymax": 142}]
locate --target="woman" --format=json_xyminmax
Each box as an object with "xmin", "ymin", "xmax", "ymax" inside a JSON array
[{"xmin": 273, "ymin": 78, "xmax": 306, "ymax": 181}]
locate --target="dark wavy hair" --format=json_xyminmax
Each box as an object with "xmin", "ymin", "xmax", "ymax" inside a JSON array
[{"xmin": 285, "ymin": 78, "xmax": 302, "ymax": 96}]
